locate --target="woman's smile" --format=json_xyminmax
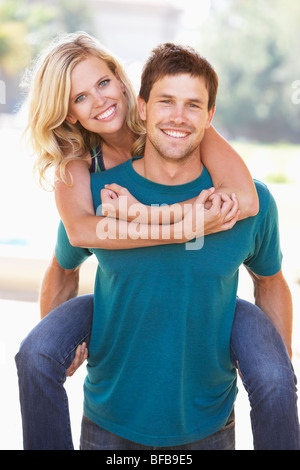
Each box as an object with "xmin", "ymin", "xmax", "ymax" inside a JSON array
[{"xmin": 93, "ymin": 104, "xmax": 117, "ymax": 121}]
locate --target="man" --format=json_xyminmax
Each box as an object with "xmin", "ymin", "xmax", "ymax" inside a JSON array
[{"xmin": 53, "ymin": 43, "xmax": 298, "ymax": 450}]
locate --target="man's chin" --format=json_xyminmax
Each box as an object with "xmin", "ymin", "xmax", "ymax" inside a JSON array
[{"xmin": 158, "ymin": 149, "xmax": 197, "ymax": 164}]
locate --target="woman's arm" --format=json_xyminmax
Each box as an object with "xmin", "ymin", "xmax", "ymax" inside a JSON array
[
  {"xmin": 55, "ymin": 160, "xmax": 239, "ymax": 249},
  {"xmin": 54, "ymin": 160, "xmax": 184, "ymax": 248},
  {"xmin": 104, "ymin": 127, "xmax": 258, "ymax": 224},
  {"xmin": 200, "ymin": 126, "xmax": 259, "ymax": 219}
]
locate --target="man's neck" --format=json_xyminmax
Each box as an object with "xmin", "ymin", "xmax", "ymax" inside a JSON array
[{"xmin": 133, "ymin": 151, "xmax": 203, "ymax": 186}]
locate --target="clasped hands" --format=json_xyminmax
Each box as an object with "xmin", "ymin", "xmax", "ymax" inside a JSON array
[{"xmin": 101, "ymin": 183, "xmax": 240, "ymax": 240}]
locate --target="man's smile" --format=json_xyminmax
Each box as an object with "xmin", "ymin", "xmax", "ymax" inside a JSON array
[{"xmin": 161, "ymin": 129, "xmax": 191, "ymax": 139}]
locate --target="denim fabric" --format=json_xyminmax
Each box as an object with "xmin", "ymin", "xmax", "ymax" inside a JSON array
[
  {"xmin": 80, "ymin": 411, "xmax": 235, "ymax": 450},
  {"xmin": 15, "ymin": 296, "xmax": 299, "ymax": 450},
  {"xmin": 15, "ymin": 295, "xmax": 94, "ymax": 450},
  {"xmin": 230, "ymin": 299, "xmax": 300, "ymax": 450}
]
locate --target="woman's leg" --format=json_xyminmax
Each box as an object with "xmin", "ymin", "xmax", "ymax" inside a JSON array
[
  {"xmin": 15, "ymin": 294, "xmax": 94, "ymax": 450},
  {"xmin": 231, "ymin": 298, "xmax": 300, "ymax": 450}
]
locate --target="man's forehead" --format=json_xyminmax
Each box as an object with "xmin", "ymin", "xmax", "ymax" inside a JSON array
[{"xmin": 150, "ymin": 73, "xmax": 209, "ymax": 101}]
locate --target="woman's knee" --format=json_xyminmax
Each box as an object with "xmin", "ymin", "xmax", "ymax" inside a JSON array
[
  {"xmin": 231, "ymin": 298, "xmax": 294, "ymax": 382},
  {"xmin": 232, "ymin": 298, "xmax": 287, "ymax": 354},
  {"xmin": 15, "ymin": 295, "xmax": 94, "ymax": 372},
  {"xmin": 15, "ymin": 325, "xmax": 54, "ymax": 375}
]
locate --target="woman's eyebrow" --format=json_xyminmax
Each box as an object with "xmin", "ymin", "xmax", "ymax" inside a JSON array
[{"xmin": 70, "ymin": 75, "xmax": 109, "ymax": 101}]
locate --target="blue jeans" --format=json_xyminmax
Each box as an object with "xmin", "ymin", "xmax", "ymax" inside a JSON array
[
  {"xmin": 80, "ymin": 411, "xmax": 235, "ymax": 450},
  {"xmin": 15, "ymin": 296, "xmax": 300, "ymax": 450}
]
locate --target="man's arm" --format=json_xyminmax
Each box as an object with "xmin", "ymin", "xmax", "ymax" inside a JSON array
[
  {"xmin": 39, "ymin": 253, "xmax": 89, "ymax": 376},
  {"xmin": 39, "ymin": 252, "xmax": 80, "ymax": 319},
  {"xmin": 247, "ymin": 268, "xmax": 293, "ymax": 359}
]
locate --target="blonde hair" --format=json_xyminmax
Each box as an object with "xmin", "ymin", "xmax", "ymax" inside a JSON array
[{"xmin": 23, "ymin": 31, "xmax": 145, "ymax": 187}]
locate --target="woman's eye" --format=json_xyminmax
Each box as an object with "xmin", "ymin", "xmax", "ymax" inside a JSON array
[
  {"xmin": 99, "ymin": 79, "xmax": 110, "ymax": 87},
  {"xmin": 75, "ymin": 94, "xmax": 85, "ymax": 104}
]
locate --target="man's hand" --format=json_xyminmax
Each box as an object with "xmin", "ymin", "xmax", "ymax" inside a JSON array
[{"xmin": 66, "ymin": 342, "xmax": 88, "ymax": 377}]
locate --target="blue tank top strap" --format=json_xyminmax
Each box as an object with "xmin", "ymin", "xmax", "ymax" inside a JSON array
[{"xmin": 89, "ymin": 145, "xmax": 106, "ymax": 173}]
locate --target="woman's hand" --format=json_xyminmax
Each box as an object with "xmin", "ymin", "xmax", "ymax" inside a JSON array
[
  {"xmin": 66, "ymin": 342, "xmax": 88, "ymax": 377},
  {"xmin": 174, "ymin": 188, "xmax": 240, "ymax": 241},
  {"xmin": 101, "ymin": 184, "xmax": 142, "ymax": 222},
  {"xmin": 204, "ymin": 190, "xmax": 240, "ymax": 234},
  {"xmin": 101, "ymin": 184, "xmax": 240, "ymax": 242}
]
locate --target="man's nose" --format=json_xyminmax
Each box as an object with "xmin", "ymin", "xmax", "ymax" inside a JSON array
[{"xmin": 170, "ymin": 105, "xmax": 186, "ymax": 124}]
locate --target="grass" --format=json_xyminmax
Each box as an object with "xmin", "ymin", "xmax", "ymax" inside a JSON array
[{"xmin": 232, "ymin": 141, "xmax": 300, "ymax": 185}]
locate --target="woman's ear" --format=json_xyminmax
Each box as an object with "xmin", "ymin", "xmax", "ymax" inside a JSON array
[{"xmin": 137, "ymin": 95, "xmax": 147, "ymax": 121}]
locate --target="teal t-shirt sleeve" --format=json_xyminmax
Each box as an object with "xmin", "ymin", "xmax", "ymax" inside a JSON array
[
  {"xmin": 244, "ymin": 189, "xmax": 282, "ymax": 276},
  {"xmin": 55, "ymin": 220, "xmax": 93, "ymax": 269}
]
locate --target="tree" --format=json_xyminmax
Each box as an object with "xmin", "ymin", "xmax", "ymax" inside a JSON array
[
  {"xmin": 0, "ymin": 0, "xmax": 95, "ymax": 113},
  {"xmin": 199, "ymin": 0, "xmax": 300, "ymax": 143}
]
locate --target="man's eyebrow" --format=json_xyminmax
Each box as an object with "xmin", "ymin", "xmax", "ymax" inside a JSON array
[
  {"xmin": 156, "ymin": 93, "xmax": 174, "ymax": 99},
  {"xmin": 156, "ymin": 93, "xmax": 205, "ymax": 104}
]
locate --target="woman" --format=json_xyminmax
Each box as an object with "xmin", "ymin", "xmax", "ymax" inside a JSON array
[{"xmin": 15, "ymin": 32, "xmax": 298, "ymax": 450}]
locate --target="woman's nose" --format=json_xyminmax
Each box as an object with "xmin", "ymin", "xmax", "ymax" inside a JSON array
[{"xmin": 93, "ymin": 90, "xmax": 106, "ymax": 107}]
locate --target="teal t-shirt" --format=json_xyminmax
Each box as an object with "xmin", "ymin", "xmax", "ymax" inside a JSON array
[{"xmin": 55, "ymin": 157, "xmax": 282, "ymax": 446}]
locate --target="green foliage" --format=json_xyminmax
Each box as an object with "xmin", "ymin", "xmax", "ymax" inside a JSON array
[
  {"xmin": 0, "ymin": 0, "xmax": 95, "ymax": 111},
  {"xmin": 199, "ymin": 0, "xmax": 300, "ymax": 143}
]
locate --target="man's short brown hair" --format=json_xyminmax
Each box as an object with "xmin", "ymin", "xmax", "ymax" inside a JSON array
[{"xmin": 139, "ymin": 43, "xmax": 218, "ymax": 111}]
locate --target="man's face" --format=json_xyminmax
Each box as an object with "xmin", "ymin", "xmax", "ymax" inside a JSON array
[{"xmin": 138, "ymin": 74, "xmax": 215, "ymax": 163}]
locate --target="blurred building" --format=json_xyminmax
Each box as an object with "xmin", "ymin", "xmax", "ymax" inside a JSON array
[{"xmin": 91, "ymin": 0, "xmax": 182, "ymax": 62}]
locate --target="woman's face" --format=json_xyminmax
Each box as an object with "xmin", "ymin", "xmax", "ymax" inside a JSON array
[{"xmin": 66, "ymin": 55, "xmax": 128, "ymax": 137}]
